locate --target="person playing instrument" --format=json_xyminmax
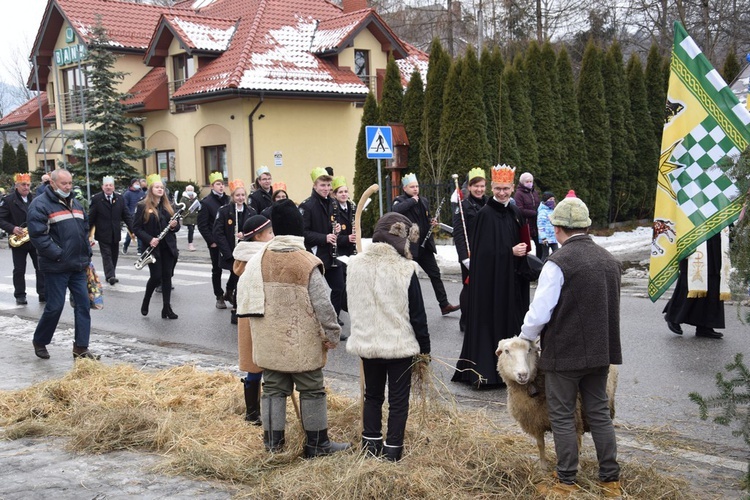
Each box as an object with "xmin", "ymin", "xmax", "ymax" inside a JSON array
[
  {"xmin": 27, "ymin": 169, "xmax": 97, "ymax": 360},
  {"xmin": 198, "ymin": 172, "xmax": 231, "ymax": 309},
  {"xmin": 213, "ymin": 179, "xmax": 256, "ymax": 325},
  {"xmin": 452, "ymin": 168, "xmax": 488, "ymax": 333},
  {"xmin": 392, "ymin": 173, "xmax": 459, "ymax": 316},
  {"xmin": 179, "ymin": 185, "xmax": 200, "ymax": 251},
  {"xmin": 88, "ymin": 175, "xmax": 134, "ymax": 285},
  {"xmin": 0, "ymin": 173, "xmax": 45, "ymax": 305},
  {"xmin": 249, "ymin": 166, "xmax": 273, "ymax": 214},
  {"xmin": 233, "ymin": 214, "xmax": 274, "ymax": 425},
  {"xmin": 452, "ymin": 165, "xmax": 531, "ymax": 388},
  {"xmin": 133, "ymin": 174, "xmax": 181, "ymax": 320},
  {"xmin": 331, "ymin": 176, "xmax": 356, "ymax": 321},
  {"xmin": 299, "ymin": 168, "xmax": 346, "ymax": 321}
]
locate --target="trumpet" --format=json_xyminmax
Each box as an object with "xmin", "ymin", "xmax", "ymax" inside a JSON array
[
  {"xmin": 134, "ymin": 197, "xmax": 200, "ymax": 270},
  {"xmin": 9, "ymin": 226, "xmax": 30, "ymax": 247}
]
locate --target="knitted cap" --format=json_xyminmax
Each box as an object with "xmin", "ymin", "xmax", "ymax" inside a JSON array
[
  {"xmin": 372, "ymin": 212, "xmax": 420, "ymax": 259},
  {"xmin": 541, "ymin": 191, "xmax": 554, "ymax": 202},
  {"xmin": 549, "ymin": 195, "xmax": 591, "ymax": 228},
  {"xmin": 271, "ymin": 199, "xmax": 303, "ymax": 237}
]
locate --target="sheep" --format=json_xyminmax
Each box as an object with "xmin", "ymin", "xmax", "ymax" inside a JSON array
[{"xmin": 495, "ymin": 336, "xmax": 618, "ymax": 471}]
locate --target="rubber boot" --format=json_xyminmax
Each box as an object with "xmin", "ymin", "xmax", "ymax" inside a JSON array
[
  {"xmin": 361, "ymin": 435, "xmax": 383, "ymax": 457},
  {"xmin": 300, "ymin": 396, "xmax": 351, "ymax": 458},
  {"xmin": 261, "ymin": 395, "xmax": 286, "ymax": 452},
  {"xmin": 243, "ymin": 377, "xmax": 262, "ymax": 426},
  {"xmin": 382, "ymin": 443, "xmax": 403, "ymax": 462}
]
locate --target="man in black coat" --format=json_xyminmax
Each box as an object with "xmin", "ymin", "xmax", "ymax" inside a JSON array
[
  {"xmin": 89, "ymin": 176, "xmax": 133, "ymax": 285},
  {"xmin": 0, "ymin": 173, "xmax": 45, "ymax": 304},
  {"xmin": 198, "ymin": 172, "xmax": 231, "ymax": 309},
  {"xmin": 249, "ymin": 166, "xmax": 273, "ymax": 214},
  {"xmin": 392, "ymin": 173, "xmax": 459, "ymax": 315}
]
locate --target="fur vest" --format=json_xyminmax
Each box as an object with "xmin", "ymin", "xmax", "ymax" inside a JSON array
[
  {"xmin": 346, "ymin": 243, "xmax": 421, "ymax": 359},
  {"xmin": 233, "ymin": 240, "xmax": 266, "ymax": 374}
]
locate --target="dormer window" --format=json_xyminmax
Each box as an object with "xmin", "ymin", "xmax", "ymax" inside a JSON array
[
  {"xmin": 173, "ymin": 53, "xmax": 195, "ymax": 90},
  {"xmin": 354, "ymin": 49, "xmax": 369, "ymax": 84}
]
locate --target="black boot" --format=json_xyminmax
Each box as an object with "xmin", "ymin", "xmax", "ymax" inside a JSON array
[
  {"xmin": 361, "ymin": 435, "xmax": 383, "ymax": 457},
  {"xmin": 243, "ymin": 378, "xmax": 261, "ymax": 426},
  {"xmin": 261, "ymin": 395, "xmax": 287, "ymax": 452},
  {"xmin": 142, "ymin": 283, "xmax": 156, "ymax": 316},
  {"xmin": 231, "ymin": 309, "xmax": 238, "ymax": 325},
  {"xmin": 383, "ymin": 443, "xmax": 403, "ymax": 462},
  {"xmin": 263, "ymin": 430, "xmax": 285, "ymax": 452},
  {"xmin": 161, "ymin": 305, "xmax": 178, "ymax": 319},
  {"xmin": 304, "ymin": 429, "xmax": 351, "ymax": 458},
  {"xmin": 300, "ymin": 396, "xmax": 351, "ymax": 458}
]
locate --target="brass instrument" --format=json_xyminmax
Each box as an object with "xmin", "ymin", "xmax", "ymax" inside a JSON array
[
  {"xmin": 421, "ymin": 196, "xmax": 446, "ymax": 248},
  {"xmin": 134, "ymin": 197, "xmax": 200, "ymax": 270},
  {"xmin": 330, "ymin": 201, "xmax": 339, "ymax": 268},
  {"xmin": 9, "ymin": 226, "xmax": 30, "ymax": 247}
]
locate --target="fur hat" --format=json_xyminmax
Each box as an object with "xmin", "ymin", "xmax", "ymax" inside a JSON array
[
  {"xmin": 372, "ymin": 212, "xmax": 420, "ymax": 259},
  {"xmin": 243, "ymin": 214, "xmax": 271, "ymax": 240},
  {"xmin": 271, "ymin": 199, "xmax": 303, "ymax": 237},
  {"xmin": 549, "ymin": 195, "xmax": 591, "ymax": 228}
]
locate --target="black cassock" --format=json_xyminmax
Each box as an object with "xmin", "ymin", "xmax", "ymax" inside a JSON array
[{"xmin": 452, "ymin": 198, "xmax": 530, "ymax": 387}]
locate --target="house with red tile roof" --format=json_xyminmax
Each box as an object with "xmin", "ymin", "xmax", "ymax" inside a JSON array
[{"xmin": 0, "ymin": 0, "xmax": 427, "ymax": 201}]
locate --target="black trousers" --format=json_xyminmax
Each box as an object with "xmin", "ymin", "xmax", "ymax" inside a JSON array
[
  {"xmin": 416, "ymin": 250, "xmax": 448, "ymax": 308},
  {"xmin": 99, "ymin": 240, "xmax": 119, "ymax": 280},
  {"xmin": 12, "ymin": 244, "xmax": 44, "ymax": 298},
  {"xmin": 145, "ymin": 246, "xmax": 176, "ymax": 308},
  {"xmin": 186, "ymin": 224, "xmax": 195, "ymax": 243},
  {"xmin": 208, "ymin": 245, "xmax": 223, "ymax": 297},
  {"xmin": 362, "ymin": 357, "xmax": 413, "ymax": 447},
  {"xmin": 539, "ymin": 242, "xmax": 558, "ymax": 262},
  {"xmin": 325, "ymin": 264, "xmax": 345, "ymax": 316}
]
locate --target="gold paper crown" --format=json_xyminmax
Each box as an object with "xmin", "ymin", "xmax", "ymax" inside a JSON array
[
  {"xmin": 467, "ymin": 167, "xmax": 486, "ymax": 182},
  {"xmin": 146, "ymin": 173, "xmax": 161, "ymax": 187},
  {"xmin": 331, "ymin": 176, "xmax": 347, "ymax": 191},
  {"xmin": 402, "ymin": 172, "xmax": 418, "ymax": 187},
  {"xmin": 310, "ymin": 167, "xmax": 329, "ymax": 182},
  {"xmin": 256, "ymin": 165, "xmax": 270, "ymax": 177},
  {"xmin": 13, "ymin": 173, "xmax": 31, "ymax": 183},
  {"xmin": 272, "ymin": 181, "xmax": 287, "ymax": 192},
  {"xmin": 491, "ymin": 164, "xmax": 516, "ymax": 184},
  {"xmin": 228, "ymin": 179, "xmax": 245, "ymax": 193},
  {"xmin": 208, "ymin": 171, "xmax": 224, "ymax": 185}
]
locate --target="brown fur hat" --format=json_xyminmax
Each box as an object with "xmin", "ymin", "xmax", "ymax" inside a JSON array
[{"xmin": 372, "ymin": 212, "xmax": 420, "ymax": 259}]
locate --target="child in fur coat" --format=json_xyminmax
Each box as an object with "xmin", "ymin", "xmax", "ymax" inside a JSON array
[{"xmin": 233, "ymin": 215, "xmax": 274, "ymax": 425}]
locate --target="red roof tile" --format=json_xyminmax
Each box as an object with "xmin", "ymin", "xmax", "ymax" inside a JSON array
[
  {"xmin": 396, "ymin": 41, "xmax": 429, "ymax": 88},
  {"xmin": 0, "ymin": 93, "xmax": 49, "ymax": 131},
  {"xmin": 122, "ymin": 67, "xmax": 169, "ymax": 111},
  {"xmin": 162, "ymin": 13, "xmax": 238, "ymax": 52}
]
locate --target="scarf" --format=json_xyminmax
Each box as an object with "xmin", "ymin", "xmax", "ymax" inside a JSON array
[{"xmin": 687, "ymin": 226, "xmax": 731, "ymax": 300}]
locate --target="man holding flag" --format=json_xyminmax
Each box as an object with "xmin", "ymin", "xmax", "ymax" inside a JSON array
[{"xmin": 650, "ymin": 22, "xmax": 748, "ymax": 338}]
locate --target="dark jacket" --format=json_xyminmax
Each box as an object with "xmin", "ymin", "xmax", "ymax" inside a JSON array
[
  {"xmin": 514, "ymin": 184, "xmax": 540, "ymax": 239},
  {"xmin": 334, "ymin": 199, "xmax": 356, "ymax": 257},
  {"xmin": 300, "ymin": 189, "xmax": 337, "ymax": 269},
  {"xmin": 179, "ymin": 193, "xmax": 200, "ymax": 225},
  {"xmin": 123, "ymin": 186, "xmax": 145, "ymax": 215},
  {"xmin": 391, "ymin": 193, "xmax": 435, "ymax": 258},
  {"xmin": 197, "ymin": 190, "xmax": 229, "ymax": 246},
  {"xmin": 35, "ymin": 182, "xmax": 49, "ymax": 197},
  {"xmin": 0, "ymin": 189, "xmax": 35, "ymax": 247},
  {"xmin": 27, "ymin": 186, "xmax": 91, "ymax": 273},
  {"xmin": 249, "ymin": 187, "xmax": 273, "ymax": 214},
  {"xmin": 133, "ymin": 201, "xmax": 181, "ymax": 258},
  {"xmin": 89, "ymin": 191, "xmax": 133, "ymax": 243},
  {"xmin": 212, "ymin": 203, "xmax": 256, "ymax": 269},
  {"xmin": 452, "ymin": 194, "xmax": 487, "ymax": 262}
]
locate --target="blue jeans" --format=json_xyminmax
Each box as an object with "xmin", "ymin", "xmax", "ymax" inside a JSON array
[{"xmin": 33, "ymin": 270, "xmax": 91, "ymax": 348}]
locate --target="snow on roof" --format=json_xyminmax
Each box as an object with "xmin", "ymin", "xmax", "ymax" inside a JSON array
[
  {"xmin": 310, "ymin": 10, "xmax": 370, "ymax": 53},
  {"xmin": 192, "ymin": 0, "xmax": 219, "ymax": 8},
  {"xmin": 172, "ymin": 16, "xmax": 237, "ymax": 51},
  {"xmin": 396, "ymin": 41, "xmax": 429, "ymax": 87}
]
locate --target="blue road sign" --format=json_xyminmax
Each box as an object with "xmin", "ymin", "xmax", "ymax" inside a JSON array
[{"xmin": 365, "ymin": 126, "xmax": 393, "ymax": 159}]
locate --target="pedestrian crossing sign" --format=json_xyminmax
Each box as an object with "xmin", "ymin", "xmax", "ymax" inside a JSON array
[{"xmin": 366, "ymin": 126, "xmax": 393, "ymax": 159}]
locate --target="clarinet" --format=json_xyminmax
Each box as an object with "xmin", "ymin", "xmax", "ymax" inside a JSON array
[
  {"xmin": 350, "ymin": 200, "xmax": 357, "ymax": 255},
  {"xmin": 330, "ymin": 200, "xmax": 339, "ymax": 267},
  {"xmin": 421, "ymin": 196, "xmax": 446, "ymax": 248}
]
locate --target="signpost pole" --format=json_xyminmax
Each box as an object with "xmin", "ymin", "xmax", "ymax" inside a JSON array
[{"xmin": 377, "ymin": 159, "xmax": 383, "ymax": 217}]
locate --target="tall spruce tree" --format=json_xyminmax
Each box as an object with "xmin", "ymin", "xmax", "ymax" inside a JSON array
[
  {"xmin": 402, "ymin": 70, "xmax": 424, "ymax": 176},
  {"xmin": 437, "ymin": 57, "xmax": 463, "ymax": 184},
  {"xmin": 420, "ymin": 39, "xmax": 451, "ymax": 184},
  {"xmin": 15, "ymin": 143, "xmax": 28, "ymax": 173},
  {"xmin": 499, "ymin": 77, "xmax": 520, "ymax": 166},
  {"xmin": 504, "ymin": 56, "xmax": 538, "ymax": 171},
  {"xmin": 577, "ymin": 40, "xmax": 612, "ymax": 224},
  {"xmin": 555, "ymin": 46, "xmax": 588, "ymax": 200},
  {"xmin": 524, "ymin": 41, "xmax": 563, "ymax": 194},
  {"xmin": 2, "ymin": 142, "xmax": 16, "ymax": 175},
  {"xmin": 379, "ymin": 54, "xmax": 404, "ymax": 123},
  {"xmin": 626, "ymin": 53, "xmax": 660, "ymax": 219},
  {"xmin": 722, "ymin": 46, "xmax": 741, "ymax": 85},
  {"xmin": 353, "ymin": 92, "xmax": 380, "ymax": 236},
  {"xmin": 455, "ymin": 45, "xmax": 490, "ymax": 170},
  {"xmin": 481, "ymin": 46, "xmax": 504, "ymax": 164},
  {"xmin": 603, "ymin": 41, "xmax": 636, "ymax": 222},
  {"xmin": 646, "ymin": 44, "xmax": 666, "ymax": 148},
  {"xmin": 71, "ymin": 20, "xmax": 150, "ymax": 192}
]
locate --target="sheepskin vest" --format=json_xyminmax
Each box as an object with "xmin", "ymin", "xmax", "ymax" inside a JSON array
[
  {"xmin": 250, "ymin": 249, "xmax": 327, "ymax": 372},
  {"xmin": 346, "ymin": 243, "xmax": 421, "ymax": 359},
  {"xmin": 541, "ymin": 235, "xmax": 622, "ymax": 371},
  {"xmin": 233, "ymin": 241, "xmax": 266, "ymax": 374}
]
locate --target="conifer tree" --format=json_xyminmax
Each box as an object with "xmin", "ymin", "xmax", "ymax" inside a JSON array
[
  {"xmin": 481, "ymin": 46, "xmax": 503, "ymax": 164},
  {"xmin": 646, "ymin": 44, "xmax": 666, "ymax": 148},
  {"xmin": 2, "ymin": 142, "xmax": 16, "ymax": 175},
  {"xmin": 524, "ymin": 41, "xmax": 563, "ymax": 194},
  {"xmin": 499, "ymin": 77, "xmax": 520, "ymax": 167},
  {"xmin": 437, "ymin": 57, "xmax": 463, "ymax": 184},
  {"xmin": 353, "ymin": 92, "xmax": 380, "ymax": 236},
  {"xmin": 503, "ymin": 56, "xmax": 538, "ymax": 171},
  {"xmin": 68, "ymin": 20, "xmax": 150, "ymax": 192},
  {"xmin": 420, "ymin": 39, "xmax": 451, "ymax": 184},
  {"xmin": 555, "ymin": 46, "xmax": 588, "ymax": 199},
  {"xmin": 722, "ymin": 45, "xmax": 741, "ymax": 85},
  {"xmin": 454, "ymin": 45, "xmax": 490, "ymax": 170},
  {"xmin": 541, "ymin": 41, "xmax": 563, "ymax": 144},
  {"xmin": 402, "ymin": 70, "xmax": 424, "ymax": 176},
  {"xmin": 379, "ymin": 54, "xmax": 403, "ymax": 123},
  {"xmin": 15, "ymin": 143, "xmax": 28, "ymax": 173},
  {"xmin": 626, "ymin": 53, "xmax": 660, "ymax": 219},
  {"xmin": 602, "ymin": 41, "xmax": 636, "ymax": 222},
  {"xmin": 577, "ymin": 40, "xmax": 612, "ymax": 224}
]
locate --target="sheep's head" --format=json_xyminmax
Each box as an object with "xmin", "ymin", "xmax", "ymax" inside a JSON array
[{"xmin": 495, "ymin": 337, "xmax": 540, "ymax": 385}]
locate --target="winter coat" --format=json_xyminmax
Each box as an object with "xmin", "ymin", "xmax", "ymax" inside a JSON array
[
  {"xmin": 197, "ymin": 191, "xmax": 230, "ymax": 246},
  {"xmin": 233, "ymin": 240, "xmax": 266, "ymax": 374},
  {"xmin": 179, "ymin": 193, "xmax": 200, "ymax": 225},
  {"xmin": 249, "ymin": 187, "xmax": 273, "ymax": 214},
  {"xmin": 27, "ymin": 186, "xmax": 91, "ymax": 274},
  {"xmin": 514, "ymin": 184, "xmax": 540, "ymax": 238},
  {"xmin": 0, "ymin": 188, "xmax": 35, "ymax": 248},
  {"xmin": 536, "ymin": 202, "xmax": 557, "ymax": 244},
  {"xmin": 123, "ymin": 186, "xmax": 145, "ymax": 215},
  {"xmin": 213, "ymin": 203, "xmax": 256, "ymax": 270},
  {"xmin": 89, "ymin": 191, "xmax": 133, "ymax": 243},
  {"xmin": 133, "ymin": 201, "xmax": 181, "ymax": 258},
  {"xmin": 335, "ymin": 199, "xmax": 356, "ymax": 257},
  {"xmin": 299, "ymin": 189, "xmax": 338, "ymax": 268},
  {"xmin": 391, "ymin": 193, "xmax": 436, "ymax": 258}
]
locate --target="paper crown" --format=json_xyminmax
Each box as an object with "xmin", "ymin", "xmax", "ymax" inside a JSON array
[
  {"xmin": 331, "ymin": 176, "xmax": 347, "ymax": 191},
  {"xmin": 272, "ymin": 181, "xmax": 287, "ymax": 192},
  {"xmin": 228, "ymin": 179, "xmax": 245, "ymax": 193},
  {"xmin": 102, "ymin": 175, "xmax": 114, "ymax": 185},
  {"xmin": 402, "ymin": 172, "xmax": 418, "ymax": 187},
  {"xmin": 310, "ymin": 167, "xmax": 329, "ymax": 182},
  {"xmin": 491, "ymin": 164, "xmax": 516, "ymax": 184},
  {"xmin": 208, "ymin": 171, "xmax": 224, "ymax": 185},
  {"xmin": 467, "ymin": 167, "xmax": 486, "ymax": 182},
  {"xmin": 13, "ymin": 173, "xmax": 30, "ymax": 183},
  {"xmin": 256, "ymin": 166, "xmax": 270, "ymax": 178},
  {"xmin": 146, "ymin": 173, "xmax": 161, "ymax": 187}
]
